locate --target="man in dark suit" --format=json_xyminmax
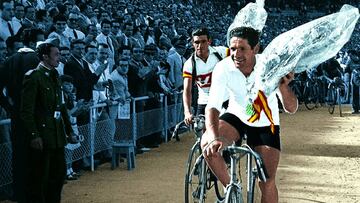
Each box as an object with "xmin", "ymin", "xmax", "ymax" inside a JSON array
[
  {"xmin": 63, "ymin": 39, "xmax": 106, "ymax": 125},
  {"xmin": 20, "ymin": 42, "xmax": 76, "ymax": 203},
  {"xmin": 0, "ymin": 28, "xmax": 43, "ymax": 202}
]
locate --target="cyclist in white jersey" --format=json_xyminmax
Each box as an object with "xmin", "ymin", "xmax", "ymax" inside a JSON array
[
  {"xmin": 202, "ymin": 27, "xmax": 298, "ymax": 202},
  {"xmin": 182, "ymin": 27, "xmax": 229, "ymax": 125}
]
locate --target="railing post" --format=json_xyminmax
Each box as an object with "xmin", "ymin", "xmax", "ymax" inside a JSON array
[
  {"xmin": 89, "ymin": 108, "xmax": 96, "ymax": 171},
  {"xmin": 131, "ymin": 99, "xmax": 137, "ymax": 146},
  {"xmin": 174, "ymin": 94, "xmax": 178, "ymax": 124},
  {"xmin": 163, "ymin": 94, "xmax": 168, "ymax": 142}
]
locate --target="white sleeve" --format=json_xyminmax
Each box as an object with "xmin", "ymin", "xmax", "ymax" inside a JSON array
[
  {"xmin": 206, "ymin": 62, "xmax": 228, "ymax": 112},
  {"xmin": 182, "ymin": 58, "xmax": 193, "ymax": 79}
]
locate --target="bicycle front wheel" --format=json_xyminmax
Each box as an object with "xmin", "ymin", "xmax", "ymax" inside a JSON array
[
  {"xmin": 225, "ymin": 185, "xmax": 244, "ymax": 203},
  {"xmin": 185, "ymin": 142, "xmax": 204, "ymax": 203},
  {"xmin": 304, "ymin": 85, "xmax": 316, "ymax": 110}
]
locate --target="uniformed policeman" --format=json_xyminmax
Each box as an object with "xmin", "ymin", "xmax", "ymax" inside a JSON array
[{"xmin": 20, "ymin": 42, "xmax": 76, "ymax": 203}]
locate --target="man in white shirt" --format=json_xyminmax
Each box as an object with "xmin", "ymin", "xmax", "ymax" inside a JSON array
[
  {"xmin": 63, "ymin": 12, "xmax": 85, "ymax": 41},
  {"xmin": 0, "ymin": 1, "xmax": 17, "ymax": 41},
  {"xmin": 91, "ymin": 43, "xmax": 112, "ymax": 102},
  {"xmin": 182, "ymin": 27, "xmax": 229, "ymax": 125},
  {"xmin": 13, "ymin": 3, "xmax": 24, "ymax": 23},
  {"xmin": 167, "ymin": 37, "xmax": 187, "ymax": 90},
  {"xmin": 96, "ymin": 19, "xmax": 115, "ymax": 70},
  {"xmin": 202, "ymin": 27, "xmax": 298, "ymax": 203}
]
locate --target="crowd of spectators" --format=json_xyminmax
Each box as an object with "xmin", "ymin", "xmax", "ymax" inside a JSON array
[{"xmin": 0, "ymin": 0, "xmax": 359, "ymax": 201}]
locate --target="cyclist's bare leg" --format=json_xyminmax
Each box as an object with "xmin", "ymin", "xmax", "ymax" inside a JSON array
[
  {"xmin": 200, "ymin": 120, "xmax": 240, "ymax": 187},
  {"xmin": 254, "ymin": 145, "xmax": 280, "ymax": 203}
]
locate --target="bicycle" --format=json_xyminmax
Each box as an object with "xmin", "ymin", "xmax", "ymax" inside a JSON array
[
  {"xmin": 326, "ymin": 77, "xmax": 344, "ymax": 117},
  {"xmin": 172, "ymin": 115, "xmax": 225, "ymax": 203},
  {"xmin": 220, "ymin": 141, "xmax": 268, "ymax": 203},
  {"xmin": 303, "ymin": 76, "xmax": 324, "ymax": 110}
]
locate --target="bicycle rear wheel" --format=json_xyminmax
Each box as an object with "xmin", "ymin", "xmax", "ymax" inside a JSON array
[
  {"xmin": 327, "ymin": 87, "xmax": 337, "ymax": 114},
  {"xmin": 185, "ymin": 142, "xmax": 205, "ymax": 203},
  {"xmin": 304, "ymin": 85, "xmax": 317, "ymax": 110},
  {"xmin": 225, "ymin": 185, "xmax": 244, "ymax": 203},
  {"xmin": 337, "ymin": 88, "xmax": 343, "ymax": 117}
]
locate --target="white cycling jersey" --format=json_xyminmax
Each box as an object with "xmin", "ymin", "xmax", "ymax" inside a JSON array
[{"xmin": 183, "ymin": 46, "xmax": 229, "ymax": 105}]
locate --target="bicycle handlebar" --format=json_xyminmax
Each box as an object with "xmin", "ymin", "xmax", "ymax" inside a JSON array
[
  {"xmin": 223, "ymin": 145, "xmax": 269, "ymax": 182},
  {"xmin": 171, "ymin": 114, "xmax": 206, "ymax": 141}
]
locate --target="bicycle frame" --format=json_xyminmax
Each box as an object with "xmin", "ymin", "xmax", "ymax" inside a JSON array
[
  {"xmin": 223, "ymin": 144, "xmax": 268, "ymax": 203},
  {"xmin": 179, "ymin": 115, "xmax": 227, "ymax": 203}
]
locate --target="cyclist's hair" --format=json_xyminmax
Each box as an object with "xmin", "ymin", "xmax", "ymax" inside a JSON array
[
  {"xmin": 191, "ymin": 27, "xmax": 210, "ymax": 39},
  {"xmin": 229, "ymin": 27, "xmax": 260, "ymax": 49}
]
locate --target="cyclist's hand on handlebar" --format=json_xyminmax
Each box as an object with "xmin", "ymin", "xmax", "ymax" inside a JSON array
[{"xmin": 184, "ymin": 112, "xmax": 193, "ymax": 126}]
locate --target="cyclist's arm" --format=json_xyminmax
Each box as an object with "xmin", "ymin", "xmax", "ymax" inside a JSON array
[
  {"xmin": 205, "ymin": 107, "xmax": 220, "ymax": 139},
  {"xmin": 278, "ymin": 72, "xmax": 298, "ymax": 113},
  {"xmin": 204, "ymin": 107, "xmax": 223, "ymax": 156},
  {"xmin": 203, "ymin": 62, "xmax": 228, "ymax": 156},
  {"xmin": 183, "ymin": 77, "xmax": 192, "ymax": 116}
]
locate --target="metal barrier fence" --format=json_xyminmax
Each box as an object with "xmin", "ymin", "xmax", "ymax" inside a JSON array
[{"xmin": 0, "ymin": 92, "xmax": 184, "ymax": 198}]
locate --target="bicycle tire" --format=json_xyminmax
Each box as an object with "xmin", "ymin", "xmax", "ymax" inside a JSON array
[
  {"xmin": 337, "ymin": 88, "xmax": 343, "ymax": 117},
  {"xmin": 225, "ymin": 185, "xmax": 244, "ymax": 203},
  {"xmin": 328, "ymin": 87, "xmax": 337, "ymax": 114},
  {"xmin": 304, "ymin": 85, "xmax": 316, "ymax": 110},
  {"xmin": 213, "ymin": 172, "xmax": 226, "ymax": 202},
  {"xmin": 185, "ymin": 142, "xmax": 205, "ymax": 203}
]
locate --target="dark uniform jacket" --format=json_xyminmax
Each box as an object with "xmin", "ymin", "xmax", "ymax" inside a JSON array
[
  {"xmin": 20, "ymin": 64, "xmax": 73, "ymax": 149},
  {"xmin": 0, "ymin": 49, "xmax": 39, "ymax": 117}
]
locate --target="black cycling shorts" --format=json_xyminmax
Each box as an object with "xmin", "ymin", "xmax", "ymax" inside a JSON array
[{"xmin": 219, "ymin": 112, "xmax": 281, "ymax": 151}]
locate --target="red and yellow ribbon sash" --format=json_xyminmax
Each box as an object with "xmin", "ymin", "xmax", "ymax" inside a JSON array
[{"xmin": 247, "ymin": 90, "xmax": 275, "ymax": 134}]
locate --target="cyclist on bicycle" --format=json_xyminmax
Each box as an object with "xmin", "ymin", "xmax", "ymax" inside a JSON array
[
  {"xmin": 321, "ymin": 57, "xmax": 346, "ymax": 100},
  {"xmin": 201, "ymin": 27, "xmax": 298, "ymax": 203},
  {"xmin": 182, "ymin": 27, "xmax": 229, "ymax": 125}
]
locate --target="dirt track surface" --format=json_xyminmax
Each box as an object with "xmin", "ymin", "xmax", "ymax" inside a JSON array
[{"xmin": 61, "ymin": 105, "xmax": 360, "ymax": 203}]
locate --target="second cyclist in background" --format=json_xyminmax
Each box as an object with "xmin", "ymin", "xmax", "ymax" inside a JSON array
[{"xmin": 182, "ymin": 27, "xmax": 229, "ymax": 125}]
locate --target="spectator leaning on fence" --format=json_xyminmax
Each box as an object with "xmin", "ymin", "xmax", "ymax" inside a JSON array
[
  {"xmin": 63, "ymin": 39, "xmax": 106, "ymax": 124},
  {"xmin": 109, "ymin": 59, "xmax": 131, "ymax": 104},
  {"xmin": 60, "ymin": 74, "xmax": 82, "ymax": 181},
  {"xmin": 167, "ymin": 35, "xmax": 187, "ymax": 91}
]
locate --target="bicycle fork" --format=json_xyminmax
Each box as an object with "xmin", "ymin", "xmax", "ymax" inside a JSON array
[
  {"xmin": 227, "ymin": 153, "xmax": 244, "ymax": 203},
  {"xmin": 247, "ymin": 154, "xmax": 258, "ymax": 203}
]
